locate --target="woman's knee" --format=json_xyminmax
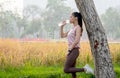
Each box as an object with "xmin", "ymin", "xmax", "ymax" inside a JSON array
[{"xmin": 64, "ymin": 68, "xmax": 70, "ymax": 73}]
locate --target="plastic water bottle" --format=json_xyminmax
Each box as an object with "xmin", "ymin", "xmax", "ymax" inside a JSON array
[{"xmin": 58, "ymin": 20, "xmax": 70, "ymax": 27}]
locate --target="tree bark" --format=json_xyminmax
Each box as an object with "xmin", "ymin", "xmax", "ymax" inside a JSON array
[{"xmin": 75, "ymin": 0, "xmax": 116, "ymax": 78}]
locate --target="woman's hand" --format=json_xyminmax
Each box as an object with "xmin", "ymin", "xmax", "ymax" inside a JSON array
[
  {"xmin": 69, "ymin": 47, "xmax": 73, "ymax": 52},
  {"xmin": 60, "ymin": 20, "xmax": 69, "ymax": 38},
  {"xmin": 60, "ymin": 21, "xmax": 67, "ymax": 27}
]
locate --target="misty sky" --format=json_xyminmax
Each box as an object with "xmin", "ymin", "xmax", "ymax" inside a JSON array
[{"xmin": 24, "ymin": 0, "xmax": 120, "ymax": 15}]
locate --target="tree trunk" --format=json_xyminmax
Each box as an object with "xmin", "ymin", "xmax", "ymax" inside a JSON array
[{"xmin": 75, "ymin": 0, "xmax": 116, "ymax": 78}]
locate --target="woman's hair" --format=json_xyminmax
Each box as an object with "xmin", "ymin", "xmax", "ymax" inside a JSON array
[
  {"xmin": 72, "ymin": 12, "xmax": 82, "ymax": 28},
  {"xmin": 72, "ymin": 12, "xmax": 83, "ymax": 34}
]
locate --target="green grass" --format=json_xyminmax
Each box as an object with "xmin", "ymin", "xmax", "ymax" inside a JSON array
[
  {"xmin": 114, "ymin": 64, "xmax": 120, "ymax": 78},
  {"xmin": 0, "ymin": 64, "xmax": 119, "ymax": 78}
]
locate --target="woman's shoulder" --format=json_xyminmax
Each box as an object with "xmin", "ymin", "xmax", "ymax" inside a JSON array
[
  {"xmin": 75, "ymin": 25, "xmax": 81, "ymax": 30},
  {"xmin": 74, "ymin": 25, "xmax": 83, "ymax": 33}
]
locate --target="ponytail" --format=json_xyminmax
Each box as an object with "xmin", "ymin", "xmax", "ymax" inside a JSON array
[{"xmin": 72, "ymin": 12, "xmax": 83, "ymax": 34}]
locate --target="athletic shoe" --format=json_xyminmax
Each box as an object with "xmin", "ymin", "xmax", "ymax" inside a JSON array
[{"xmin": 83, "ymin": 64, "xmax": 94, "ymax": 75}]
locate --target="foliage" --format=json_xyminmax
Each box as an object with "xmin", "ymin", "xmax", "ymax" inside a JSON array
[
  {"xmin": 0, "ymin": 39, "xmax": 120, "ymax": 67},
  {"xmin": 101, "ymin": 7, "xmax": 120, "ymax": 40},
  {"xmin": 0, "ymin": 39, "xmax": 120, "ymax": 78},
  {"xmin": 0, "ymin": 0, "xmax": 72, "ymax": 39}
]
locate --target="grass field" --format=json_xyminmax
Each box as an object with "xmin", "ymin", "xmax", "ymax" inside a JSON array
[
  {"xmin": 0, "ymin": 64, "xmax": 120, "ymax": 78},
  {"xmin": 0, "ymin": 39, "xmax": 120, "ymax": 78}
]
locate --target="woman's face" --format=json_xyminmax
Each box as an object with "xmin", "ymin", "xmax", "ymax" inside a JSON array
[{"xmin": 69, "ymin": 13, "xmax": 77, "ymax": 24}]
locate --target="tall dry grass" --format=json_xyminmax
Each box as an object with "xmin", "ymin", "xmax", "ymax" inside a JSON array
[{"xmin": 0, "ymin": 39, "xmax": 120, "ymax": 67}]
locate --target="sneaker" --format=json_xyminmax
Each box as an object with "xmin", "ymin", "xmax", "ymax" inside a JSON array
[{"xmin": 83, "ymin": 64, "xmax": 94, "ymax": 75}]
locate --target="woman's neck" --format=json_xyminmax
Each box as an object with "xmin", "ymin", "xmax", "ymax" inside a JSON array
[{"xmin": 73, "ymin": 21, "xmax": 79, "ymax": 27}]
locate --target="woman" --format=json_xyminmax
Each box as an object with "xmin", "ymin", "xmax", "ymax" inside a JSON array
[{"xmin": 60, "ymin": 12, "xmax": 93, "ymax": 78}]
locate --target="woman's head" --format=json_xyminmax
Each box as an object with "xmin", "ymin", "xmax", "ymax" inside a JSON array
[{"xmin": 70, "ymin": 12, "xmax": 83, "ymax": 28}]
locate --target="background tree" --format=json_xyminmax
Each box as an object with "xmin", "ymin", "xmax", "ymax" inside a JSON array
[
  {"xmin": 22, "ymin": 5, "xmax": 43, "ymax": 38},
  {"xmin": 101, "ymin": 7, "xmax": 120, "ymax": 40},
  {"xmin": 0, "ymin": 11, "xmax": 16, "ymax": 38},
  {"xmin": 43, "ymin": 0, "xmax": 71, "ymax": 39},
  {"xmin": 0, "ymin": 0, "xmax": 119, "ymax": 40}
]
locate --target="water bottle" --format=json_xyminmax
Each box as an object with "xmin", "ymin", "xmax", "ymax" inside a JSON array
[{"xmin": 58, "ymin": 20, "xmax": 70, "ymax": 27}]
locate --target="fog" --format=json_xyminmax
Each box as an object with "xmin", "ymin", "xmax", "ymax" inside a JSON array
[
  {"xmin": 0, "ymin": 0, "xmax": 120, "ymax": 40},
  {"xmin": 24, "ymin": 0, "xmax": 120, "ymax": 14}
]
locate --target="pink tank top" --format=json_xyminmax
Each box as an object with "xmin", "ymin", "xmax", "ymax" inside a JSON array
[{"xmin": 67, "ymin": 26, "xmax": 80, "ymax": 50}]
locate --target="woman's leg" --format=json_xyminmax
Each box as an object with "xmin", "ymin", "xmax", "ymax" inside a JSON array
[
  {"xmin": 71, "ymin": 61, "xmax": 76, "ymax": 78},
  {"xmin": 64, "ymin": 48, "xmax": 85, "ymax": 73}
]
